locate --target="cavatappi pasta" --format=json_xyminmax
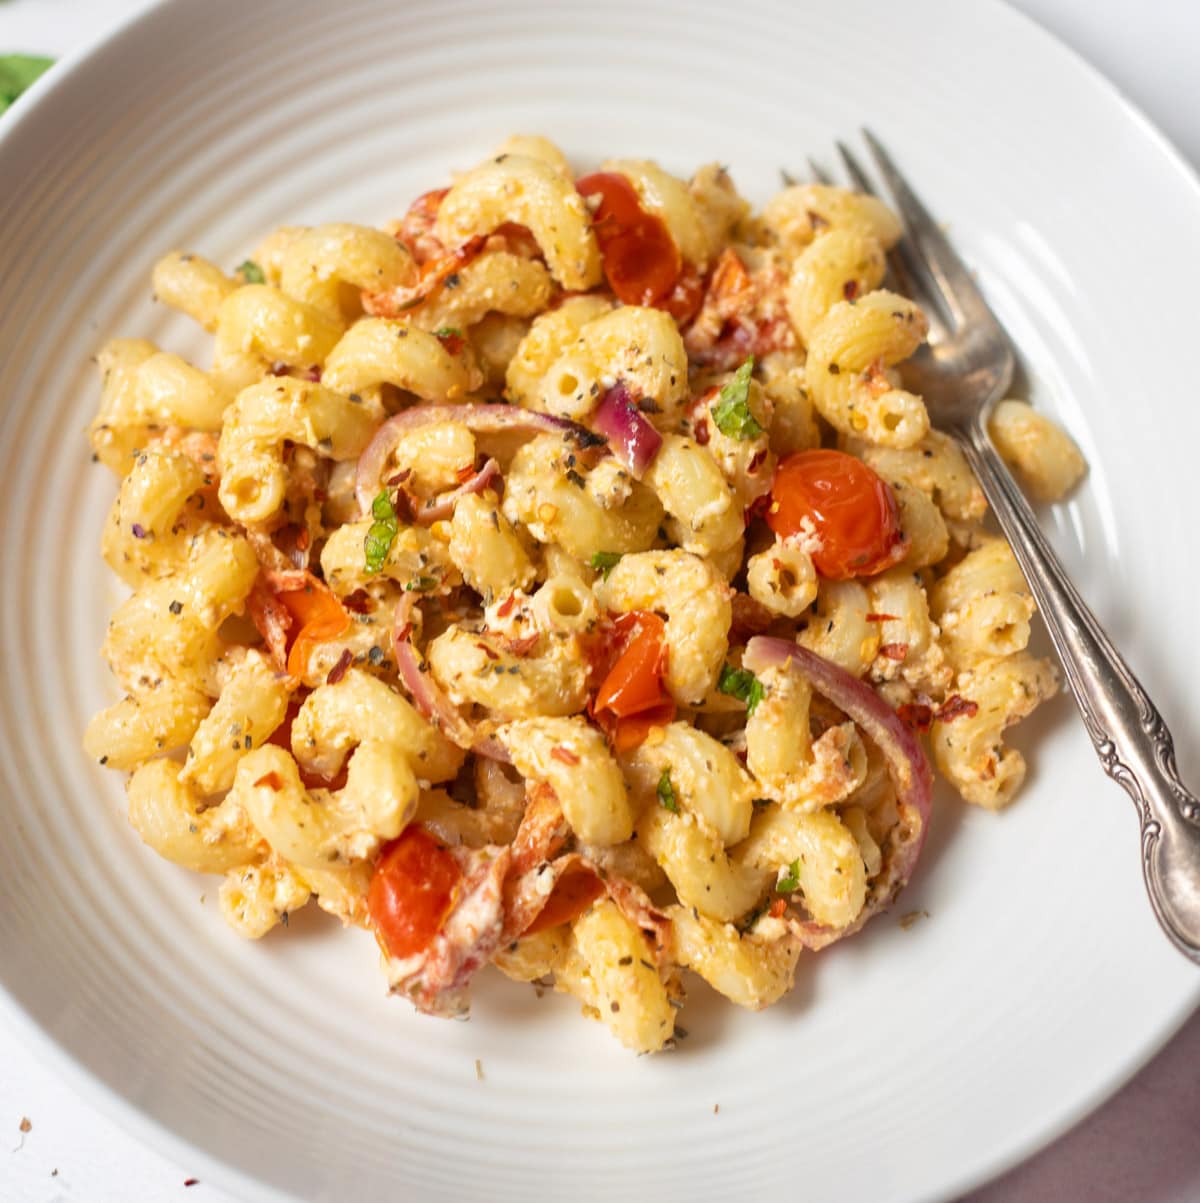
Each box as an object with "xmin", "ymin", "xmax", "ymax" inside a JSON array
[{"xmin": 86, "ymin": 137, "xmax": 1086, "ymax": 1053}]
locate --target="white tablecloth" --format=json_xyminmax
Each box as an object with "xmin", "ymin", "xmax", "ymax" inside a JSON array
[{"xmin": 1, "ymin": 1, "xmax": 1197, "ymax": 1199}]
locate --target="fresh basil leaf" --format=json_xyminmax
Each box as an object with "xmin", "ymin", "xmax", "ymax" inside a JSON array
[{"xmin": 710, "ymin": 355, "xmax": 763, "ymax": 440}]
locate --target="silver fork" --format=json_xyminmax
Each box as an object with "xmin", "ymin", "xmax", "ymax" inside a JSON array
[{"xmin": 821, "ymin": 132, "xmax": 1200, "ymax": 963}]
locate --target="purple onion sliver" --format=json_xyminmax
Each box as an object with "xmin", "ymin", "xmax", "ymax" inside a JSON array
[
  {"xmin": 743, "ymin": 636, "xmax": 932, "ymax": 914},
  {"xmin": 591, "ymin": 382, "xmax": 662, "ymax": 478},
  {"xmin": 355, "ymin": 403, "xmax": 598, "ymax": 516},
  {"xmin": 414, "ymin": 458, "xmax": 501, "ymax": 526}
]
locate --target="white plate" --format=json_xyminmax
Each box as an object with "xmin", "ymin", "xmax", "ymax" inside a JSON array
[{"xmin": 1, "ymin": 1, "xmax": 1197, "ymax": 1200}]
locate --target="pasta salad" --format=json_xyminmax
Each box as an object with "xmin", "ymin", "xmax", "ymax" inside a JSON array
[{"xmin": 85, "ymin": 135, "xmax": 1085, "ymax": 1052}]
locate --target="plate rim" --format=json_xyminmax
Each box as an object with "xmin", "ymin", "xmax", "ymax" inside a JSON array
[{"xmin": 1, "ymin": 1, "xmax": 1198, "ymax": 1200}]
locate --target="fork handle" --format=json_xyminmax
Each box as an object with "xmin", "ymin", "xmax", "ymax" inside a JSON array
[{"xmin": 957, "ymin": 416, "xmax": 1200, "ymax": 962}]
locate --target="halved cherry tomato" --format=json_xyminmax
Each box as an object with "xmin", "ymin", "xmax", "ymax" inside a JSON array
[
  {"xmin": 594, "ymin": 611, "xmax": 670, "ymax": 716},
  {"xmin": 368, "ymin": 827, "xmax": 461, "ymax": 959},
  {"xmin": 271, "ymin": 574, "xmax": 351, "ymax": 679},
  {"xmin": 606, "ymin": 700, "xmax": 678, "ymax": 754},
  {"xmin": 660, "ymin": 263, "xmax": 705, "ymax": 324},
  {"xmin": 576, "ymin": 172, "xmax": 682, "ymax": 306},
  {"xmin": 523, "ymin": 864, "xmax": 605, "ymax": 936},
  {"xmin": 767, "ymin": 449, "xmax": 907, "ymax": 579},
  {"xmin": 590, "ymin": 611, "xmax": 675, "ymax": 750}
]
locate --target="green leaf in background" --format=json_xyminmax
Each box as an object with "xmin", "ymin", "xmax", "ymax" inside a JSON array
[{"xmin": 0, "ymin": 55, "xmax": 55, "ymax": 115}]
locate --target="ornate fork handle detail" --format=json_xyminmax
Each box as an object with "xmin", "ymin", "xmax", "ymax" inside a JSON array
[{"xmin": 959, "ymin": 415, "xmax": 1200, "ymax": 961}]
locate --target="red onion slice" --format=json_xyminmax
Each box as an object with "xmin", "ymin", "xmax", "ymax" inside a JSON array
[
  {"xmin": 411, "ymin": 458, "xmax": 500, "ymax": 525},
  {"xmin": 590, "ymin": 381, "xmax": 662, "ymax": 478},
  {"xmin": 391, "ymin": 594, "xmax": 509, "ymax": 761},
  {"xmin": 743, "ymin": 636, "xmax": 933, "ymax": 938},
  {"xmin": 356, "ymin": 403, "xmax": 601, "ymax": 515}
]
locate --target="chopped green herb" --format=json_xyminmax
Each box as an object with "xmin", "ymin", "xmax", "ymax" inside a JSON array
[
  {"xmin": 717, "ymin": 664, "xmax": 765, "ymax": 715},
  {"xmin": 590, "ymin": 551, "xmax": 622, "ymax": 579},
  {"xmin": 404, "ymin": 575, "xmax": 439, "ymax": 593},
  {"xmin": 657, "ymin": 769, "xmax": 679, "ymax": 814},
  {"xmin": 776, "ymin": 858, "xmax": 801, "ymax": 894},
  {"xmin": 433, "ymin": 326, "xmax": 463, "ymax": 339},
  {"xmin": 363, "ymin": 489, "xmax": 398, "ymax": 574},
  {"xmin": 710, "ymin": 355, "xmax": 763, "ymax": 440},
  {"xmin": 235, "ymin": 259, "xmax": 265, "ymax": 285},
  {"xmin": 0, "ymin": 55, "xmax": 54, "ymax": 114}
]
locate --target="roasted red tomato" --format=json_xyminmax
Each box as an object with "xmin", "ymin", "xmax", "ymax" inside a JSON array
[
  {"xmin": 246, "ymin": 571, "xmax": 352, "ymax": 680},
  {"xmin": 594, "ymin": 611, "xmax": 670, "ymax": 716},
  {"xmin": 576, "ymin": 172, "xmax": 682, "ymax": 306},
  {"xmin": 767, "ymin": 449, "xmax": 907, "ymax": 579},
  {"xmin": 276, "ymin": 575, "xmax": 352, "ymax": 679},
  {"xmin": 523, "ymin": 865, "xmax": 606, "ymax": 936},
  {"xmin": 590, "ymin": 611, "xmax": 676, "ymax": 751},
  {"xmin": 368, "ymin": 827, "xmax": 462, "ymax": 960}
]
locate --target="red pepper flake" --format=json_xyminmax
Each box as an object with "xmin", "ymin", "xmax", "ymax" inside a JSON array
[
  {"xmin": 768, "ymin": 899, "xmax": 787, "ymax": 919},
  {"xmin": 455, "ymin": 461, "xmax": 477, "ymax": 483},
  {"xmin": 551, "ymin": 746, "xmax": 580, "ymax": 766},
  {"xmin": 326, "ymin": 647, "xmax": 354, "ymax": 685},
  {"xmin": 936, "ymin": 695, "xmax": 979, "ymax": 722},
  {"xmin": 436, "ymin": 330, "xmax": 466, "ymax": 356},
  {"xmin": 18, "ymin": 1117, "xmax": 31, "ymax": 1134},
  {"xmin": 268, "ymin": 361, "xmax": 290, "ymax": 376},
  {"xmin": 303, "ymin": 365, "xmax": 322, "ymax": 383},
  {"xmin": 496, "ymin": 593, "xmax": 517, "ymax": 618},
  {"xmin": 897, "ymin": 702, "xmax": 934, "ymax": 732},
  {"xmin": 386, "ymin": 469, "xmax": 412, "ymax": 487},
  {"xmin": 694, "ymin": 416, "xmax": 710, "ymax": 446},
  {"xmin": 392, "ymin": 489, "xmax": 416, "ymax": 523},
  {"xmin": 744, "ymin": 493, "xmax": 772, "ymax": 524},
  {"xmin": 879, "ymin": 642, "xmax": 909, "ymax": 662},
  {"xmin": 748, "ymin": 449, "xmax": 768, "ymax": 473},
  {"xmin": 500, "ymin": 633, "xmax": 539, "ymax": 657},
  {"xmin": 842, "ymin": 279, "xmax": 860, "ymax": 301},
  {"xmin": 184, "ymin": 1180, "xmax": 200, "ymax": 1188},
  {"xmin": 341, "ymin": 590, "xmax": 372, "ymax": 614},
  {"xmin": 477, "ymin": 641, "xmax": 500, "ymax": 661},
  {"xmin": 865, "ymin": 612, "xmax": 899, "ymax": 623},
  {"xmin": 253, "ymin": 771, "xmax": 285, "ymax": 791},
  {"xmin": 295, "ymin": 527, "xmax": 311, "ymax": 551}
]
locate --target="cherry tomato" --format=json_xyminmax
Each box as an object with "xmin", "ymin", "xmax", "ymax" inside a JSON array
[
  {"xmin": 368, "ymin": 827, "xmax": 461, "ymax": 959},
  {"xmin": 660, "ymin": 263, "xmax": 705, "ymax": 324},
  {"xmin": 523, "ymin": 865, "xmax": 605, "ymax": 936},
  {"xmin": 593, "ymin": 612, "xmax": 670, "ymax": 717},
  {"xmin": 590, "ymin": 611, "xmax": 676, "ymax": 751},
  {"xmin": 767, "ymin": 449, "xmax": 908, "ymax": 579},
  {"xmin": 271, "ymin": 574, "xmax": 352, "ymax": 679},
  {"xmin": 606, "ymin": 701, "xmax": 678, "ymax": 754},
  {"xmin": 576, "ymin": 172, "xmax": 681, "ymax": 306}
]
